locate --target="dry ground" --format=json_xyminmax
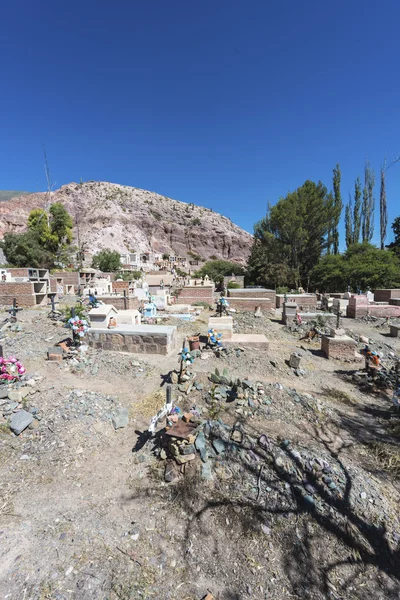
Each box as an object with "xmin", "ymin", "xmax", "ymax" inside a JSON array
[{"xmin": 0, "ymin": 307, "xmax": 399, "ymax": 599}]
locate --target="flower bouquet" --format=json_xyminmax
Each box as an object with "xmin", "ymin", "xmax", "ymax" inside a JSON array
[
  {"xmin": 68, "ymin": 316, "xmax": 89, "ymax": 341},
  {"xmin": 0, "ymin": 356, "xmax": 26, "ymax": 383}
]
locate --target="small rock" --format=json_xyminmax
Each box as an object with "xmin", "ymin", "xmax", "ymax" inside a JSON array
[
  {"xmin": 165, "ymin": 461, "xmax": 179, "ymax": 482},
  {"xmin": 180, "ymin": 443, "xmax": 196, "ymax": 455},
  {"xmin": 112, "ymin": 408, "xmax": 129, "ymax": 430},
  {"xmin": 212, "ymin": 438, "xmax": 226, "ymax": 454},
  {"xmin": 195, "ymin": 431, "xmax": 206, "ymax": 452},
  {"xmin": 175, "ymin": 453, "xmax": 196, "ymax": 465},
  {"xmin": 231, "ymin": 430, "xmax": 243, "ymax": 443},
  {"xmin": 201, "ymin": 461, "xmax": 213, "ymax": 480},
  {"xmin": 8, "ymin": 390, "xmax": 22, "ymax": 403},
  {"xmin": 10, "ymin": 410, "xmax": 33, "ymax": 435},
  {"xmin": 360, "ymin": 491, "xmax": 367, "ymax": 500},
  {"xmin": 304, "ymin": 495, "xmax": 315, "ymax": 507}
]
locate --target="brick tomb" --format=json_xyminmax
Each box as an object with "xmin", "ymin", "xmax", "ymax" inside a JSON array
[{"xmin": 321, "ymin": 329, "xmax": 358, "ymax": 360}]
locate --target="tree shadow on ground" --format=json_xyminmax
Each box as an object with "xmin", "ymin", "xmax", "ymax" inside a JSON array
[{"xmin": 125, "ymin": 417, "xmax": 400, "ymax": 599}]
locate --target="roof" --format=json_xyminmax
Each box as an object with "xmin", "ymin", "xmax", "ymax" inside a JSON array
[{"xmin": 89, "ymin": 305, "xmax": 118, "ymax": 317}]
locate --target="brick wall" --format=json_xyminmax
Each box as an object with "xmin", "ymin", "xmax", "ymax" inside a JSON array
[
  {"xmin": 227, "ymin": 289, "xmax": 276, "ymax": 302},
  {"xmin": 177, "ymin": 286, "xmax": 215, "ymax": 304},
  {"xmin": 6, "ymin": 268, "xmax": 30, "ymax": 278},
  {"xmin": 374, "ymin": 289, "xmax": 400, "ymax": 302},
  {"xmin": 112, "ymin": 281, "xmax": 129, "ymax": 293},
  {"xmin": 52, "ymin": 271, "xmax": 80, "ymax": 286},
  {"xmin": 87, "ymin": 329, "xmax": 176, "ymax": 355},
  {"xmin": 0, "ymin": 281, "xmax": 36, "ymax": 307},
  {"xmin": 227, "ymin": 298, "xmax": 273, "ymax": 311},
  {"xmin": 321, "ymin": 335, "xmax": 357, "ymax": 360},
  {"xmin": 276, "ymin": 294, "xmax": 317, "ymax": 309},
  {"xmin": 346, "ymin": 295, "xmax": 400, "ymax": 318},
  {"xmin": 99, "ymin": 296, "xmax": 139, "ymax": 310}
]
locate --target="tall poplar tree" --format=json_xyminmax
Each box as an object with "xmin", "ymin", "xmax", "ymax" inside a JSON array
[
  {"xmin": 332, "ymin": 163, "xmax": 342, "ymax": 254},
  {"xmin": 361, "ymin": 160, "xmax": 375, "ymax": 243},
  {"xmin": 345, "ymin": 194, "xmax": 353, "ymax": 249},
  {"xmin": 352, "ymin": 177, "xmax": 362, "ymax": 244},
  {"xmin": 380, "ymin": 162, "xmax": 387, "ymax": 250}
]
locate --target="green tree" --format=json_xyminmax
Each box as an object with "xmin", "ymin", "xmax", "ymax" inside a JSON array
[
  {"xmin": 387, "ymin": 216, "xmax": 400, "ymax": 256},
  {"xmin": 1, "ymin": 203, "xmax": 74, "ymax": 268},
  {"xmin": 247, "ymin": 180, "xmax": 334, "ymax": 289},
  {"xmin": 92, "ymin": 249, "xmax": 122, "ymax": 272},
  {"xmin": 352, "ymin": 177, "xmax": 362, "ymax": 244},
  {"xmin": 331, "ymin": 163, "xmax": 342, "ymax": 254},
  {"xmin": 361, "ymin": 161, "xmax": 375, "ymax": 243},
  {"xmin": 49, "ymin": 202, "xmax": 73, "ymax": 246},
  {"xmin": 194, "ymin": 259, "xmax": 244, "ymax": 285},
  {"xmin": 310, "ymin": 243, "xmax": 400, "ymax": 292},
  {"xmin": 1, "ymin": 231, "xmax": 54, "ymax": 269}
]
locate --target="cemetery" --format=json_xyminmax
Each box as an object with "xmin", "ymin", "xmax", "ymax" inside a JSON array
[{"xmin": 1, "ymin": 266, "xmax": 400, "ymax": 600}]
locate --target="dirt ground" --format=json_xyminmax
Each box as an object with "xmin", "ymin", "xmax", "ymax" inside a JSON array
[{"xmin": 0, "ymin": 306, "xmax": 400, "ymax": 600}]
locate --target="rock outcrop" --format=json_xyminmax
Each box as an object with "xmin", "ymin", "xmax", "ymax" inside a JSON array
[{"xmin": 0, "ymin": 181, "xmax": 253, "ymax": 264}]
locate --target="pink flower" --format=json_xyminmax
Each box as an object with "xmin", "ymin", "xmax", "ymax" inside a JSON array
[
  {"xmin": 18, "ymin": 367, "xmax": 26, "ymax": 374},
  {"xmin": 9, "ymin": 357, "xmax": 17, "ymax": 363}
]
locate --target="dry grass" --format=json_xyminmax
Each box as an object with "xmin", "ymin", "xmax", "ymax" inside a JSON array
[
  {"xmin": 133, "ymin": 389, "xmax": 166, "ymax": 419},
  {"xmin": 0, "ymin": 487, "xmax": 14, "ymax": 517},
  {"xmin": 323, "ymin": 387, "xmax": 357, "ymax": 406},
  {"xmin": 388, "ymin": 420, "xmax": 400, "ymax": 437},
  {"xmin": 368, "ymin": 442, "xmax": 400, "ymax": 478}
]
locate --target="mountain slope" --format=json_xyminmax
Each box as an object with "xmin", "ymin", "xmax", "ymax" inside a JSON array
[
  {"xmin": 0, "ymin": 191, "xmax": 31, "ymax": 202},
  {"xmin": 0, "ymin": 181, "xmax": 253, "ymax": 264}
]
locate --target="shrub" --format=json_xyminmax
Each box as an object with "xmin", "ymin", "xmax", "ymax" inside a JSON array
[{"xmin": 227, "ymin": 282, "xmax": 241, "ymax": 289}]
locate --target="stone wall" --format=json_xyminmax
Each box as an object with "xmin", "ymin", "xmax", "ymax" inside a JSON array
[
  {"xmin": 227, "ymin": 298, "xmax": 273, "ymax": 312},
  {"xmin": 177, "ymin": 285, "xmax": 215, "ymax": 305},
  {"xmin": 99, "ymin": 296, "xmax": 139, "ymax": 310},
  {"xmin": 0, "ymin": 281, "xmax": 36, "ymax": 307},
  {"xmin": 374, "ymin": 289, "xmax": 400, "ymax": 302},
  {"xmin": 87, "ymin": 325, "xmax": 177, "ymax": 355}
]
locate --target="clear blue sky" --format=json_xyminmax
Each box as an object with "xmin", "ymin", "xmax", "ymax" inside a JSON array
[{"xmin": 1, "ymin": 0, "xmax": 400, "ymax": 247}]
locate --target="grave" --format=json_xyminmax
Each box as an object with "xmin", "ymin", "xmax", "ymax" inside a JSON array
[
  {"xmin": 116, "ymin": 309, "xmax": 141, "ymax": 326},
  {"xmin": 143, "ymin": 302, "xmax": 157, "ymax": 318},
  {"xmin": 346, "ymin": 295, "xmax": 400, "ymax": 318},
  {"xmin": 87, "ymin": 324, "xmax": 177, "ymax": 355},
  {"xmin": 223, "ymin": 333, "xmax": 269, "ymax": 350},
  {"xmin": 321, "ymin": 331, "xmax": 358, "ymax": 360},
  {"xmin": 208, "ymin": 316, "xmax": 233, "ymax": 340},
  {"xmin": 276, "ymin": 293, "xmax": 317, "ymax": 310},
  {"xmin": 89, "ymin": 305, "xmax": 119, "ymax": 330}
]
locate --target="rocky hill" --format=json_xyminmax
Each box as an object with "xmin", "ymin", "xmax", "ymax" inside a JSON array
[{"xmin": 0, "ymin": 181, "xmax": 253, "ymax": 265}]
